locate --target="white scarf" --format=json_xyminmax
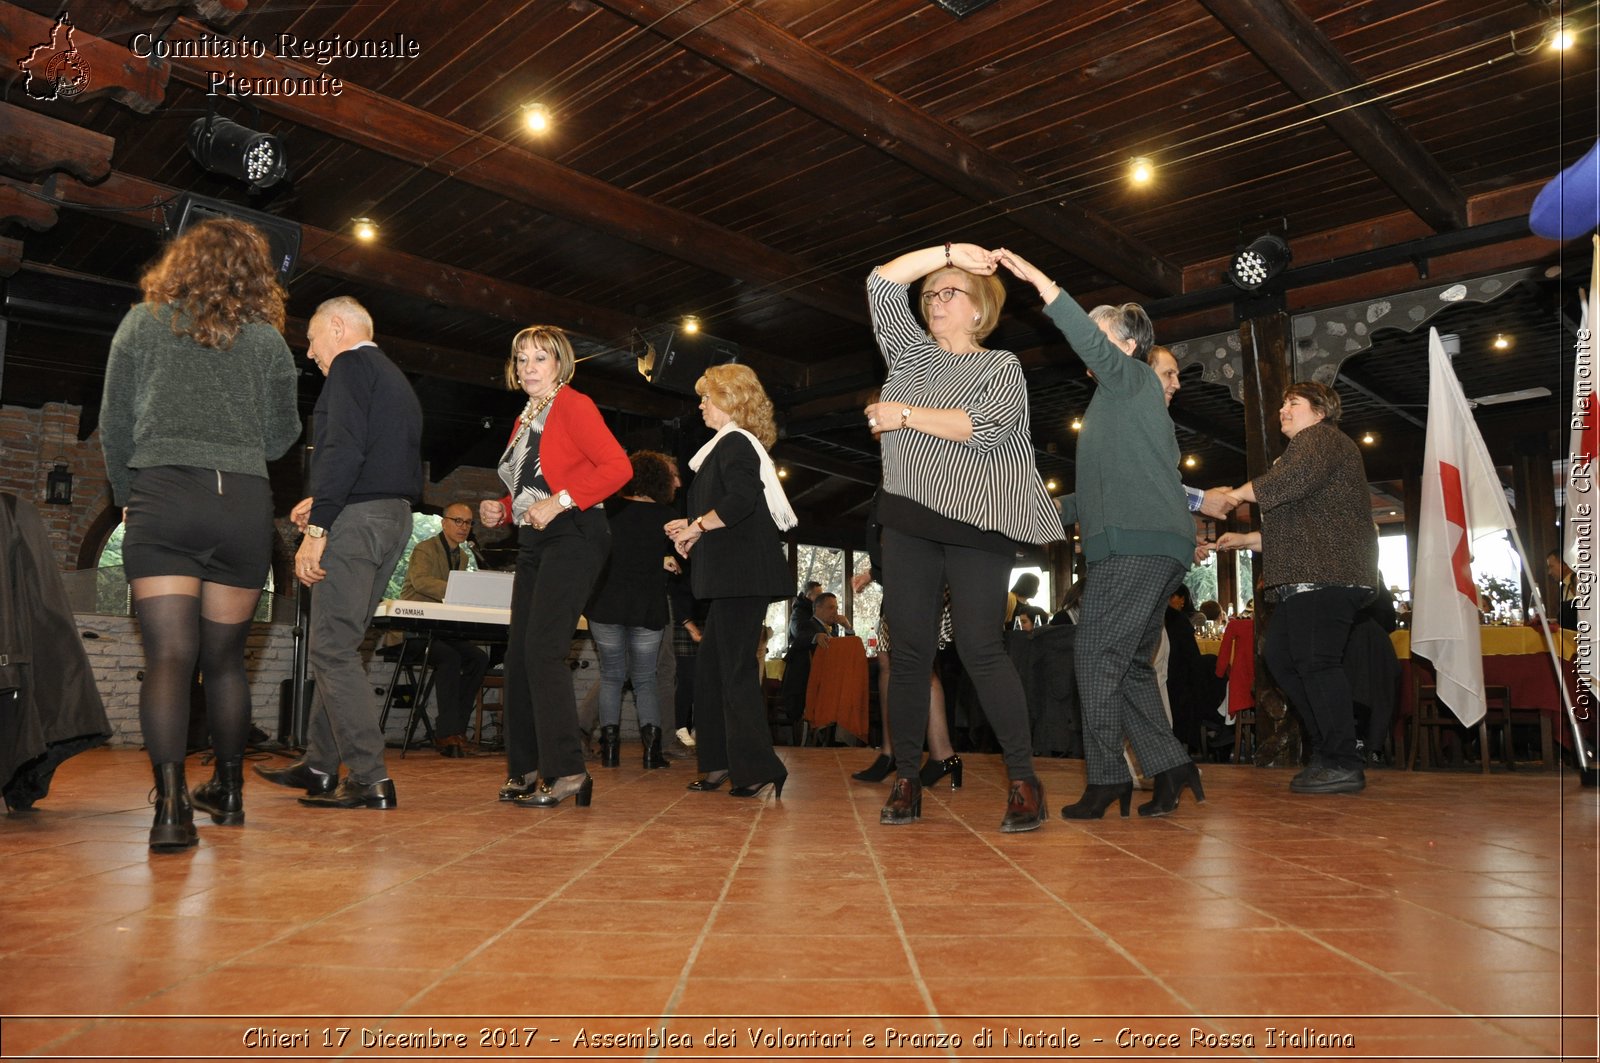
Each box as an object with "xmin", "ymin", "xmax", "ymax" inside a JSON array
[{"xmin": 689, "ymin": 423, "xmax": 798, "ymax": 531}]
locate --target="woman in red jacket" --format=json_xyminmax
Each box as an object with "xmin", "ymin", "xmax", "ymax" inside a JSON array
[{"xmin": 479, "ymin": 325, "xmax": 631, "ymax": 807}]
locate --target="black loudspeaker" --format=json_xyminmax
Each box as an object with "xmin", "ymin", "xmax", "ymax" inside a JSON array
[
  {"xmin": 164, "ymin": 192, "xmax": 302, "ymax": 287},
  {"xmin": 635, "ymin": 325, "xmax": 740, "ymax": 395}
]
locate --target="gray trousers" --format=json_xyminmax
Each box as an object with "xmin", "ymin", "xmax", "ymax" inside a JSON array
[
  {"xmin": 1076, "ymin": 554, "xmax": 1191, "ymax": 785},
  {"xmin": 304, "ymin": 499, "xmax": 413, "ymax": 784}
]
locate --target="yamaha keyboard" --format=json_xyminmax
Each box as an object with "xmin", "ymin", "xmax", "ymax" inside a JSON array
[{"xmin": 372, "ymin": 599, "xmax": 588, "ymax": 636}]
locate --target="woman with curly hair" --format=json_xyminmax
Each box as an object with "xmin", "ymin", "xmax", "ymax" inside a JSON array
[
  {"xmin": 101, "ymin": 218, "xmax": 301, "ymax": 852},
  {"xmin": 480, "ymin": 325, "xmax": 631, "ymax": 808},
  {"xmin": 666, "ymin": 364, "xmax": 796, "ymax": 798}
]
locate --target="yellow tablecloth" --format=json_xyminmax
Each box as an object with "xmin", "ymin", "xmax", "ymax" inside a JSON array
[
  {"xmin": 1197, "ymin": 637, "xmax": 1221, "ymax": 656},
  {"xmin": 1391, "ymin": 626, "xmax": 1576, "ymax": 660}
]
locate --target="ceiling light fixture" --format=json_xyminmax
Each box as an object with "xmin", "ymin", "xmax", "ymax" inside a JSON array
[
  {"xmin": 1492, "ymin": 333, "xmax": 1511, "ymax": 350},
  {"xmin": 187, "ymin": 115, "xmax": 286, "ymax": 190},
  {"xmin": 1046, "ymin": 479, "xmax": 1059, "ymax": 492},
  {"xmin": 1549, "ymin": 21, "xmax": 1576, "ymax": 50},
  {"xmin": 1129, "ymin": 157, "xmax": 1153, "ymax": 185},
  {"xmin": 777, "ymin": 466, "xmax": 788, "ymax": 479},
  {"xmin": 1361, "ymin": 432, "xmax": 1376, "ymax": 445},
  {"xmin": 522, "ymin": 102, "xmax": 551, "ymax": 133},
  {"xmin": 1070, "ymin": 417, "xmax": 1082, "ymax": 431},
  {"xmin": 1184, "ymin": 455, "xmax": 1198, "ymax": 468},
  {"xmin": 1227, "ymin": 233, "xmax": 1292, "ymax": 291},
  {"xmin": 681, "ymin": 315, "xmax": 701, "ymax": 334},
  {"xmin": 352, "ymin": 217, "xmax": 378, "ymax": 241}
]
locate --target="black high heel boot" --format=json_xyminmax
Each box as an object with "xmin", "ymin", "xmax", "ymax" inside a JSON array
[
  {"xmin": 149, "ymin": 762, "xmax": 198, "ymax": 852},
  {"xmin": 879, "ymin": 777, "xmax": 922, "ymax": 825},
  {"xmin": 190, "ymin": 758, "xmax": 245, "ymax": 825},
  {"xmin": 1059, "ymin": 781, "xmax": 1133, "ymax": 820},
  {"xmin": 598, "ymin": 725, "xmax": 620, "ymax": 768},
  {"xmin": 640, "ymin": 725, "xmax": 669, "ymax": 769},
  {"xmin": 1137, "ymin": 761, "xmax": 1205, "ymax": 818},
  {"xmin": 918, "ymin": 754, "xmax": 963, "ymax": 790},
  {"xmin": 851, "ymin": 753, "xmax": 895, "ymax": 782}
]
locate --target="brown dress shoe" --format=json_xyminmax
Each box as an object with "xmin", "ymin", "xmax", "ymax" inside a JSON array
[{"xmin": 1000, "ymin": 777, "xmax": 1046, "ymax": 833}]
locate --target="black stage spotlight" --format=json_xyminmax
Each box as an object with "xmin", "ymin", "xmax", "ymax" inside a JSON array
[
  {"xmin": 1227, "ymin": 233, "xmax": 1291, "ymax": 291},
  {"xmin": 187, "ymin": 116, "xmax": 286, "ymax": 190}
]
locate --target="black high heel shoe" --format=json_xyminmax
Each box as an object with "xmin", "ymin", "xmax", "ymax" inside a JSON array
[
  {"xmin": 686, "ymin": 770, "xmax": 730, "ymax": 791},
  {"xmin": 1137, "ymin": 761, "xmax": 1205, "ymax": 818},
  {"xmin": 918, "ymin": 753, "xmax": 962, "ymax": 790},
  {"xmin": 851, "ymin": 754, "xmax": 895, "ymax": 782},
  {"xmin": 729, "ymin": 772, "xmax": 787, "ymax": 799},
  {"xmin": 514, "ymin": 773, "xmax": 593, "ymax": 808},
  {"xmin": 1059, "ymin": 781, "xmax": 1133, "ymax": 820}
]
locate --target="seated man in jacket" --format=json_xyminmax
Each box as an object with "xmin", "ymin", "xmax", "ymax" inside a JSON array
[
  {"xmin": 781, "ymin": 591, "xmax": 852, "ymax": 724},
  {"xmin": 400, "ymin": 502, "xmax": 491, "ymax": 757}
]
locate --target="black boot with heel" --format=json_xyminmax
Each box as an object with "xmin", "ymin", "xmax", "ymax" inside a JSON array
[
  {"xmin": 1059, "ymin": 781, "xmax": 1133, "ymax": 820},
  {"xmin": 1137, "ymin": 761, "xmax": 1205, "ymax": 818},
  {"xmin": 190, "ymin": 759, "xmax": 244, "ymax": 825},
  {"xmin": 149, "ymin": 762, "xmax": 198, "ymax": 852},
  {"xmin": 640, "ymin": 725, "xmax": 669, "ymax": 769},
  {"xmin": 598, "ymin": 725, "xmax": 620, "ymax": 768}
]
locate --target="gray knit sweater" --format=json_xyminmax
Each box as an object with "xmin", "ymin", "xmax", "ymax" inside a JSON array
[
  {"xmin": 100, "ymin": 303, "xmax": 302, "ymax": 506},
  {"xmin": 1253, "ymin": 421, "xmax": 1378, "ymax": 589}
]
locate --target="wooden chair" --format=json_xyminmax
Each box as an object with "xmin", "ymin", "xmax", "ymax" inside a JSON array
[
  {"xmin": 1408, "ymin": 682, "xmax": 1506, "ymax": 772},
  {"xmin": 1488, "ymin": 700, "xmax": 1555, "ymax": 770},
  {"xmin": 1232, "ymin": 708, "xmax": 1256, "ymax": 764}
]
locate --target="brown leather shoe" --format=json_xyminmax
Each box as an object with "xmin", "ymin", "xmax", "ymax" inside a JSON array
[
  {"xmin": 879, "ymin": 777, "xmax": 922, "ymax": 825},
  {"xmin": 434, "ymin": 735, "xmax": 466, "ymax": 759},
  {"xmin": 1000, "ymin": 777, "xmax": 1046, "ymax": 833}
]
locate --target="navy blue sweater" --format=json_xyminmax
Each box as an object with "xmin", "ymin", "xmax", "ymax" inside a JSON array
[{"xmin": 308, "ymin": 344, "xmax": 422, "ymax": 528}]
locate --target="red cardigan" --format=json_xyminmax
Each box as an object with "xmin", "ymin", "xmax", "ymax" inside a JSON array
[{"xmin": 497, "ymin": 387, "xmax": 630, "ymax": 514}]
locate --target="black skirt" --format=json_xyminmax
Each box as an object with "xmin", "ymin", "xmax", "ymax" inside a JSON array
[{"xmin": 122, "ymin": 465, "xmax": 275, "ymax": 588}]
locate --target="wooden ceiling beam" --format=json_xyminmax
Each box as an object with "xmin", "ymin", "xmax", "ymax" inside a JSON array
[
  {"xmin": 0, "ymin": 179, "xmax": 60, "ymax": 230},
  {"xmin": 0, "ymin": 5, "xmax": 167, "ymax": 112},
  {"xmin": 588, "ymin": 0, "xmax": 1183, "ymax": 298},
  {"xmin": 0, "ymin": 102, "xmax": 113, "ymax": 182},
  {"xmin": 154, "ymin": 17, "xmax": 862, "ymax": 346},
  {"xmin": 1197, "ymin": 0, "xmax": 1467, "ymax": 231},
  {"xmin": 771, "ymin": 441, "xmax": 880, "ymax": 486}
]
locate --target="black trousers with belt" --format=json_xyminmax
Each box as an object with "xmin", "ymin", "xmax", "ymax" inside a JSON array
[{"xmin": 503, "ymin": 508, "xmax": 609, "ymax": 782}]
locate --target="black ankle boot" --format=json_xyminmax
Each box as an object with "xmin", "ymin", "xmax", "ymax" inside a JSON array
[
  {"xmin": 1137, "ymin": 761, "xmax": 1205, "ymax": 818},
  {"xmin": 1059, "ymin": 781, "xmax": 1133, "ymax": 820},
  {"xmin": 191, "ymin": 758, "xmax": 245, "ymax": 825},
  {"xmin": 599, "ymin": 725, "xmax": 620, "ymax": 768},
  {"xmin": 640, "ymin": 724, "xmax": 669, "ymax": 769},
  {"xmin": 149, "ymin": 762, "xmax": 198, "ymax": 852}
]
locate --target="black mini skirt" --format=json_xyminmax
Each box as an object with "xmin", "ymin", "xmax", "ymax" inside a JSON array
[{"xmin": 122, "ymin": 465, "xmax": 275, "ymax": 588}]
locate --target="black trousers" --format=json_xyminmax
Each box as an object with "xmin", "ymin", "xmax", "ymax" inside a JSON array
[
  {"xmin": 693, "ymin": 596, "xmax": 786, "ymax": 787},
  {"xmin": 1264, "ymin": 586, "xmax": 1369, "ymax": 770},
  {"xmin": 428, "ymin": 636, "xmax": 490, "ymax": 739},
  {"xmin": 881, "ymin": 527, "xmax": 1036, "ymax": 782},
  {"xmin": 504, "ymin": 509, "xmax": 609, "ymax": 782}
]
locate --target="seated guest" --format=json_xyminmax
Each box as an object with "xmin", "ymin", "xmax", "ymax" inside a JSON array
[
  {"xmin": 782, "ymin": 591, "xmax": 851, "ymax": 723},
  {"xmin": 398, "ymin": 502, "xmax": 490, "ymax": 758},
  {"xmin": 1546, "ymin": 550, "xmax": 1579, "ymax": 630}
]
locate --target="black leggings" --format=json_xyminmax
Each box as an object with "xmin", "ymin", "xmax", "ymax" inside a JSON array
[{"xmin": 132, "ymin": 593, "xmax": 256, "ymax": 765}]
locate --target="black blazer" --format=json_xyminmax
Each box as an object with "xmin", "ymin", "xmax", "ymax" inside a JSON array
[{"xmin": 687, "ymin": 432, "xmax": 789, "ymax": 601}]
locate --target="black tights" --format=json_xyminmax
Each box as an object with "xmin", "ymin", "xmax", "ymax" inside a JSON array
[{"xmin": 133, "ymin": 586, "xmax": 259, "ymax": 765}]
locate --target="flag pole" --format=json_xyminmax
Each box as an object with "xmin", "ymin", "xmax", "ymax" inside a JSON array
[{"xmin": 1505, "ymin": 525, "xmax": 1594, "ymax": 770}]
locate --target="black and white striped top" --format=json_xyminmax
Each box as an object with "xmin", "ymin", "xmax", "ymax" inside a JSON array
[{"xmin": 868, "ymin": 270, "xmax": 1061, "ymax": 546}]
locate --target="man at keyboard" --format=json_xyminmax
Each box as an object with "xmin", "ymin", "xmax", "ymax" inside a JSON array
[{"xmin": 399, "ymin": 503, "xmax": 490, "ymax": 758}]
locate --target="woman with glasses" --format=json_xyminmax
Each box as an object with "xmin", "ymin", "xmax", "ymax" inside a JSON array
[
  {"xmin": 862, "ymin": 243, "xmax": 1060, "ymax": 833},
  {"xmin": 480, "ymin": 325, "xmax": 631, "ymax": 807}
]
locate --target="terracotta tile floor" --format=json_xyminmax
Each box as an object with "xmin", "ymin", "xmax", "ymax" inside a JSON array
[{"xmin": 2, "ymin": 746, "xmax": 1596, "ymax": 1061}]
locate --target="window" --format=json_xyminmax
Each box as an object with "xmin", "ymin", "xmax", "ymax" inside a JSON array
[{"xmin": 384, "ymin": 513, "xmax": 478, "ymax": 600}]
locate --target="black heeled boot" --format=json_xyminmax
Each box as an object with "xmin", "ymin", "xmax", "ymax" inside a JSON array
[
  {"xmin": 190, "ymin": 758, "xmax": 245, "ymax": 825},
  {"xmin": 599, "ymin": 725, "xmax": 621, "ymax": 768},
  {"xmin": 149, "ymin": 762, "xmax": 198, "ymax": 852},
  {"xmin": 1059, "ymin": 781, "xmax": 1133, "ymax": 820},
  {"xmin": 640, "ymin": 724, "xmax": 669, "ymax": 769},
  {"xmin": 918, "ymin": 753, "xmax": 963, "ymax": 790},
  {"xmin": 851, "ymin": 753, "xmax": 895, "ymax": 782},
  {"xmin": 1137, "ymin": 761, "xmax": 1205, "ymax": 818}
]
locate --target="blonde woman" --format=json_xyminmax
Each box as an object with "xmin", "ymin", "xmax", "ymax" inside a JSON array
[{"xmin": 666, "ymin": 364, "xmax": 796, "ymax": 798}]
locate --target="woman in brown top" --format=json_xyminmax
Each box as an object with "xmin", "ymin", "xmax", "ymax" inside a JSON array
[{"xmin": 1214, "ymin": 381, "xmax": 1377, "ymax": 795}]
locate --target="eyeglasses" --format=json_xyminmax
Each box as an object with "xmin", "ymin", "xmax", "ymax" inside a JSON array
[
  {"xmin": 920, "ymin": 287, "xmax": 969, "ymax": 305},
  {"xmin": 443, "ymin": 517, "xmax": 473, "ymax": 527}
]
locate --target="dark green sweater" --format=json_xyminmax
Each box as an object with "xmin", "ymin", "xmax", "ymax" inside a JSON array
[
  {"xmin": 1045, "ymin": 292, "xmax": 1195, "ymax": 568},
  {"xmin": 100, "ymin": 304, "xmax": 302, "ymax": 506}
]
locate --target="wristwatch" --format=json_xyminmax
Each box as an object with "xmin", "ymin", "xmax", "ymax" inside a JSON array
[
  {"xmin": 305, "ymin": 524, "xmax": 327, "ymax": 539},
  {"xmin": 556, "ymin": 489, "xmax": 574, "ymax": 509}
]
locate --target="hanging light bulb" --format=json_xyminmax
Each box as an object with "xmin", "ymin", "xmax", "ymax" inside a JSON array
[
  {"xmin": 352, "ymin": 217, "xmax": 378, "ymax": 242},
  {"xmin": 1070, "ymin": 417, "xmax": 1082, "ymax": 431},
  {"xmin": 1129, "ymin": 157, "xmax": 1153, "ymax": 185},
  {"xmin": 681, "ymin": 315, "xmax": 701, "ymax": 334},
  {"xmin": 522, "ymin": 102, "xmax": 551, "ymax": 133}
]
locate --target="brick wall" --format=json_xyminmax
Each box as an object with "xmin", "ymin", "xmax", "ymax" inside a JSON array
[{"xmin": 0, "ymin": 402, "xmax": 115, "ymax": 569}]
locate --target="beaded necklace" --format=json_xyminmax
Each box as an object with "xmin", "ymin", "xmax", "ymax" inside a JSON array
[{"xmin": 509, "ymin": 381, "xmax": 564, "ymax": 451}]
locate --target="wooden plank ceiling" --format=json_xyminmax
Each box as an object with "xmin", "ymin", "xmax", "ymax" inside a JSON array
[{"xmin": 1, "ymin": 0, "xmax": 1595, "ymax": 531}]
